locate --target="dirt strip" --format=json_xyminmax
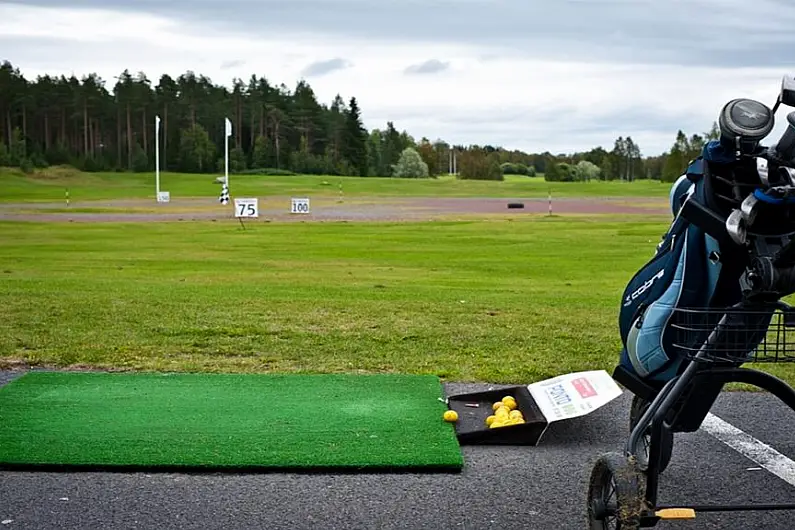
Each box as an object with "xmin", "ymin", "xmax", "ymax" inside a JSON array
[{"xmin": 0, "ymin": 196, "xmax": 670, "ymax": 222}]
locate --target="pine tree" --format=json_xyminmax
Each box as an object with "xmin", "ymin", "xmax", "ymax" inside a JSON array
[{"xmin": 343, "ymin": 97, "xmax": 368, "ymax": 177}]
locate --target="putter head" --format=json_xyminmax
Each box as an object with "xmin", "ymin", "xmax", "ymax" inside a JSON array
[{"xmin": 726, "ymin": 209, "xmax": 748, "ymax": 245}]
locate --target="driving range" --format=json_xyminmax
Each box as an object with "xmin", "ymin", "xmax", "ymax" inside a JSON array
[{"xmin": 1, "ymin": 170, "xmax": 795, "ymax": 529}]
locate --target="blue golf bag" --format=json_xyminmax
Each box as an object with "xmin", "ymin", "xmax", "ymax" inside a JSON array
[{"xmin": 618, "ymin": 141, "xmax": 754, "ymax": 383}]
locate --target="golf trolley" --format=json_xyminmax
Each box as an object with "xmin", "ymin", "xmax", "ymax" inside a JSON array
[{"xmin": 587, "ymin": 76, "xmax": 795, "ymax": 528}]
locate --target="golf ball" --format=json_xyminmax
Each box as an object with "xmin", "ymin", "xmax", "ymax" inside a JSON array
[{"xmin": 443, "ymin": 410, "xmax": 459, "ymax": 422}]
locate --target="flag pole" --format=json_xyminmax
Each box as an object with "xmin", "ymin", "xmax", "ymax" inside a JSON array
[
  {"xmin": 155, "ymin": 115, "xmax": 161, "ymax": 199},
  {"xmin": 224, "ymin": 117, "xmax": 231, "ymax": 188}
]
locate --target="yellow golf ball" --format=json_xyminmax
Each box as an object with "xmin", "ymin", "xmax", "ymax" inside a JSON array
[
  {"xmin": 509, "ymin": 410, "xmax": 524, "ymax": 420},
  {"xmin": 485, "ymin": 415, "xmax": 497, "ymax": 426},
  {"xmin": 501, "ymin": 396, "xmax": 517, "ymax": 410},
  {"xmin": 492, "ymin": 401, "xmax": 504, "ymax": 411},
  {"xmin": 443, "ymin": 410, "xmax": 459, "ymax": 422},
  {"xmin": 495, "ymin": 407, "xmax": 510, "ymax": 418}
]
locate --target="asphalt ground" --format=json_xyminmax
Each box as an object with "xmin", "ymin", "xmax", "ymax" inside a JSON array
[{"xmin": 1, "ymin": 371, "xmax": 794, "ymax": 529}]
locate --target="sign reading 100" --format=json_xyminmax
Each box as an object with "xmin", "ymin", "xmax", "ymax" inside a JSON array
[{"xmin": 291, "ymin": 198, "xmax": 310, "ymax": 214}]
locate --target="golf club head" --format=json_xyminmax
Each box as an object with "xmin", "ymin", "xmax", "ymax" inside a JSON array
[
  {"xmin": 780, "ymin": 166, "xmax": 795, "ymax": 186},
  {"xmin": 782, "ymin": 75, "xmax": 795, "ymax": 107},
  {"xmin": 726, "ymin": 209, "xmax": 747, "ymax": 245},
  {"xmin": 740, "ymin": 194, "xmax": 760, "ymax": 225},
  {"xmin": 757, "ymin": 157, "xmax": 770, "ymax": 186}
]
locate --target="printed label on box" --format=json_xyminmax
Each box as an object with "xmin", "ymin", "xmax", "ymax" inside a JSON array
[{"xmin": 527, "ymin": 370, "xmax": 622, "ymax": 423}]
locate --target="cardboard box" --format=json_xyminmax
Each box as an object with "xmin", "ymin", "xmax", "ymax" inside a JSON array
[{"xmin": 447, "ymin": 370, "xmax": 623, "ymax": 445}]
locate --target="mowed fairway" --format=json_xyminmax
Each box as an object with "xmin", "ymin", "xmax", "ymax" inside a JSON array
[
  {"xmin": 0, "ymin": 216, "xmax": 661, "ymax": 382},
  {"xmin": 0, "ymin": 166, "xmax": 672, "ymax": 202},
  {"xmin": 2, "ymin": 170, "xmax": 793, "ymax": 386}
]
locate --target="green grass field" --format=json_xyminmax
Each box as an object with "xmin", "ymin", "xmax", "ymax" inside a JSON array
[
  {"xmin": 0, "ymin": 217, "xmax": 650, "ymax": 381},
  {"xmin": 3, "ymin": 215, "xmax": 792, "ymax": 386},
  {"xmin": 0, "ymin": 166, "xmax": 672, "ymax": 203},
  {"xmin": 2, "ymin": 168, "xmax": 791, "ymax": 387}
]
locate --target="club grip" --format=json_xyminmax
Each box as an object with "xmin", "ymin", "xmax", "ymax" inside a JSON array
[
  {"xmin": 680, "ymin": 198, "xmax": 731, "ymax": 245},
  {"xmin": 776, "ymin": 112, "xmax": 795, "ymax": 161}
]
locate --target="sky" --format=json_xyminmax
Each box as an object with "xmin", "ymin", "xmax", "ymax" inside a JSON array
[{"xmin": 2, "ymin": 0, "xmax": 795, "ymax": 156}]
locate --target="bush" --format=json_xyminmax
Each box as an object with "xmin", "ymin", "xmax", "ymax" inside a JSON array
[
  {"xmin": 236, "ymin": 168, "xmax": 298, "ymax": 176},
  {"xmin": 132, "ymin": 144, "xmax": 149, "ymax": 172},
  {"xmin": 574, "ymin": 160, "xmax": 601, "ymax": 181},
  {"xmin": 217, "ymin": 151, "xmax": 249, "ymax": 174},
  {"xmin": 458, "ymin": 150, "xmax": 504, "ymax": 181},
  {"xmin": 45, "ymin": 144, "xmax": 70, "ymax": 166},
  {"xmin": 19, "ymin": 157, "xmax": 34, "ymax": 174},
  {"xmin": 0, "ymin": 142, "xmax": 9, "ymax": 166},
  {"xmin": 392, "ymin": 147, "xmax": 429, "ymax": 178},
  {"xmin": 179, "ymin": 124, "xmax": 216, "ymax": 173},
  {"xmin": 8, "ymin": 127, "xmax": 25, "ymax": 166},
  {"xmin": 31, "ymin": 152, "xmax": 49, "ymax": 168},
  {"xmin": 500, "ymin": 162, "xmax": 533, "ymax": 176},
  {"xmin": 556, "ymin": 163, "xmax": 578, "ymax": 182},
  {"xmin": 81, "ymin": 156, "xmax": 102, "ymax": 172}
]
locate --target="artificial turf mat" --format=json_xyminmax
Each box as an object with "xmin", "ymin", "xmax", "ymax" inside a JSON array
[{"xmin": 0, "ymin": 371, "xmax": 463, "ymax": 472}]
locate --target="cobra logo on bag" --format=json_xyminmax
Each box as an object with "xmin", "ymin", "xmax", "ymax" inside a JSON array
[{"xmin": 623, "ymin": 268, "xmax": 666, "ymax": 307}]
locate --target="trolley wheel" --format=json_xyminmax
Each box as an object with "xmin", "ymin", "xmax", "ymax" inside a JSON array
[
  {"xmin": 629, "ymin": 395, "xmax": 673, "ymax": 473},
  {"xmin": 587, "ymin": 452, "xmax": 647, "ymax": 530}
]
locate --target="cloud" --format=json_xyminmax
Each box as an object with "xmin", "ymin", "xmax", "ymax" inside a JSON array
[
  {"xmin": 404, "ymin": 59, "xmax": 449, "ymax": 75},
  {"xmin": 2, "ymin": 1, "xmax": 795, "ymax": 156},
  {"xmin": 220, "ymin": 60, "xmax": 245, "ymax": 70},
  {"xmin": 300, "ymin": 57, "xmax": 351, "ymax": 77},
  {"xmin": 12, "ymin": 0, "xmax": 795, "ymax": 67}
]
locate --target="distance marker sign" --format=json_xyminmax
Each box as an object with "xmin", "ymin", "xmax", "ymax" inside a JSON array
[
  {"xmin": 234, "ymin": 198, "xmax": 259, "ymax": 218},
  {"xmin": 291, "ymin": 198, "xmax": 310, "ymax": 214}
]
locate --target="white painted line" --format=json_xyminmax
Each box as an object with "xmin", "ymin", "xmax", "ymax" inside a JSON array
[{"xmin": 702, "ymin": 412, "xmax": 795, "ymax": 487}]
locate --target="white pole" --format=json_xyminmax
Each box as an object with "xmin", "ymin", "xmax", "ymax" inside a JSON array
[
  {"xmin": 155, "ymin": 115, "xmax": 160, "ymax": 198},
  {"xmin": 224, "ymin": 117, "xmax": 231, "ymax": 187}
]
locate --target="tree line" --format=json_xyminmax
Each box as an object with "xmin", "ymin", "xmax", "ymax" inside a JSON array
[
  {"xmin": 0, "ymin": 60, "xmax": 719, "ymax": 182},
  {"xmin": 541, "ymin": 124, "xmax": 720, "ymax": 183}
]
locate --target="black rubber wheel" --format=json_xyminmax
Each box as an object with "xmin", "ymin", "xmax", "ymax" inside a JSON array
[
  {"xmin": 629, "ymin": 395, "xmax": 674, "ymax": 473},
  {"xmin": 587, "ymin": 452, "xmax": 646, "ymax": 530},
  {"xmin": 507, "ymin": 202, "xmax": 525, "ymax": 209}
]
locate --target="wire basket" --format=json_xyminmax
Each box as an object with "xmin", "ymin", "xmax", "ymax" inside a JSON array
[{"xmin": 669, "ymin": 306, "xmax": 795, "ymax": 364}]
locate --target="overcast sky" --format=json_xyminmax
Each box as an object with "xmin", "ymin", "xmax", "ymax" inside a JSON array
[{"xmin": 2, "ymin": 0, "xmax": 795, "ymax": 155}]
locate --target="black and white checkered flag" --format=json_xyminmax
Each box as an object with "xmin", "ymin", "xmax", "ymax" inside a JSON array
[{"xmin": 219, "ymin": 183, "xmax": 229, "ymax": 205}]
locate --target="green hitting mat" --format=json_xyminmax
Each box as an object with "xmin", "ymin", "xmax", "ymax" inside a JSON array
[{"xmin": 0, "ymin": 371, "xmax": 463, "ymax": 472}]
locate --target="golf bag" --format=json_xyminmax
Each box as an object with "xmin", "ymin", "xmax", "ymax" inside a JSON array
[{"xmin": 617, "ymin": 141, "xmax": 754, "ymax": 383}]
